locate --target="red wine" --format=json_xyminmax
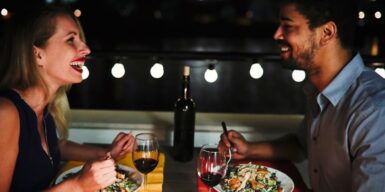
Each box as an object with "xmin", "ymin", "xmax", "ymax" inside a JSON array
[
  {"xmin": 134, "ymin": 158, "xmax": 158, "ymax": 174},
  {"xmin": 200, "ymin": 172, "xmax": 222, "ymax": 187},
  {"xmin": 173, "ymin": 66, "xmax": 196, "ymax": 162}
]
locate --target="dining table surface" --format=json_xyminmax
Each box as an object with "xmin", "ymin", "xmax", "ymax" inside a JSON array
[
  {"xmin": 63, "ymin": 144, "xmax": 309, "ymax": 192},
  {"xmin": 162, "ymin": 146, "xmax": 310, "ymax": 192}
]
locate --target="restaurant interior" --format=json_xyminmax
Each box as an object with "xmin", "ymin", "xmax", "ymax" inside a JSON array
[
  {"xmin": 1, "ymin": 0, "xmax": 384, "ymax": 114},
  {"xmin": 1, "ymin": 0, "xmax": 384, "ymax": 191}
]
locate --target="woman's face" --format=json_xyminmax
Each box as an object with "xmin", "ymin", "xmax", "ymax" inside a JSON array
[{"xmin": 35, "ymin": 15, "xmax": 91, "ymax": 89}]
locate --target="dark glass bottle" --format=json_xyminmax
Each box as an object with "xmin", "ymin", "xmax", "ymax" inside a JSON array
[{"xmin": 173, "ymin": 66, "xmax": 196, "ymax": 162}]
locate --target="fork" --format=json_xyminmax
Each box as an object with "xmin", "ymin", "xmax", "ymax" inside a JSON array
[{"xmin": 221, "ymin": 121, "xmax": 232, "ymax": 170}]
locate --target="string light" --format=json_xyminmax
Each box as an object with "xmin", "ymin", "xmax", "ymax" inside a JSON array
[
  {"xmin": 374, "ymin": 11, "xmax": 382, "ymax": 19},
  {"xmin": 292, "ymin": 70, "xmax": 306, "ymax": 82},
  {"xmin": 249, "ymin": 62, "xmax": 264, "ymax": 79},
  {"xmin": 111, "ymin": 62, "xmax": 125, "ymax": 78},
  {"xmin": 358, "ymin": 11, "xmax": 365, "ymax": 19},
  {"xmin": 82, "ymin": 66, "xmax": 89, "ymax": 80},
  {"xmin": 1, "ymin": 8, "xmax": 8, "ymax": 17},
  {"xmin": 204, "ymin": 64, "xmax": 218, "ymax": 83},
  {"xmin": 150, "ymin": 62, "xmax": 164, "ymax": 79},
  {"xmin": 74, "ymin": 9, "xmax": 82, "ymax": 17}
]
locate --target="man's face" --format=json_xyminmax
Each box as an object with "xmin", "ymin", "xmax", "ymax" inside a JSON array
[{"xmin": 273, "ymin": 3, "xmax": 320, "ymax": 72}]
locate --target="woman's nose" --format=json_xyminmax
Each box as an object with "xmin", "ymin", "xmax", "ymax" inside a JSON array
[{"xmin": 79, "ymin": 42, "xmax": 91, "ymax": 56}]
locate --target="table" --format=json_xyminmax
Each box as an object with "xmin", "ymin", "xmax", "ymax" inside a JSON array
[
  {"xmin": 162, "ymin": 147, "xmax": 309, "ymax": 192},
  {"xmin": 74, "ymin": 144, "xmax": 308, "ymax": 191}
]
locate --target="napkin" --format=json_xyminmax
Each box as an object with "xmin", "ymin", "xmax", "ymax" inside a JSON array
[{"xmin": 58, "ymin": 153, "xmax": 165, "ymax": 192}]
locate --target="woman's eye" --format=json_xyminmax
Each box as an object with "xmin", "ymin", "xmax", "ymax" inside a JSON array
[{"xmin": 67, "ymin": 37, "xmax": 74, "ymax": 44}]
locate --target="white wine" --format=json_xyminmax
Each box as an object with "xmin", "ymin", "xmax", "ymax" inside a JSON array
[{"xmin": 173, "ymin": 66, "xmax": 196, "ymax": 162}]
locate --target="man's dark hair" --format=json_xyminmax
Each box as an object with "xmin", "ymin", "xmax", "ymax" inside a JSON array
[{"xmin": 280, "ymin": 0, "xmax": 358, "ymax": 49}]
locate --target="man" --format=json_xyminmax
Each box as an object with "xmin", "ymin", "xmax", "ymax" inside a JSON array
[{"xmin": 220, "ymin": 0, "xmax": 385, "ymax": 191}]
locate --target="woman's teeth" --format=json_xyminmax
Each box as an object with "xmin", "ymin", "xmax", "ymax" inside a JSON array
[{"xmin": 70, "ymin": 62, "xmax": 83, "ymax": 72}]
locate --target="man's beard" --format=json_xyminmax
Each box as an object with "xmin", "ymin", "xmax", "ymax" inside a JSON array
[{"xmin": 281, "ymin": 36, "xmax": 318, "ymax": 75}]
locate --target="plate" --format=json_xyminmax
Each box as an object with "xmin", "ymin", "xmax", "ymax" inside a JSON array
[
  {"xmin": 214, "ymin": 164, "xmax": 294, "ymax": 192},
  {"xmin": 55, "ymin": 164, "xmax": 143, "ymax": 192}
]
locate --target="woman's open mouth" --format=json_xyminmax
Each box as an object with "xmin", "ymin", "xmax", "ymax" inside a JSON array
[{"xmin": 70, "ymin": 62, "xmax": 83, "ymax": 73}]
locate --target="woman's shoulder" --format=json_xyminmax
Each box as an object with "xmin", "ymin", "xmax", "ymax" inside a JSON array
[{"xmin": 0, "ymin": 97, "xmax": 19, "ymax": 125}]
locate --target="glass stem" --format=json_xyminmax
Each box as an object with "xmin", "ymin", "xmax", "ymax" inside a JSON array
[
  {"xmin": 209, "ymin": 187, "xmax": 212, "ymax": 192},
  {"xmin": 144, "ymin": 173, "xmax": 148, "ymax": 191}
]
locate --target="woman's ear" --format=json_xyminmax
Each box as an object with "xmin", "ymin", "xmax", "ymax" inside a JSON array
[
  {"xmin": 320, "ymin": 21, "xmax": 337, "ymax": 47},
  {"xmin": 33, "ymin": 45, "xmax": 45, "ymax": 67}
]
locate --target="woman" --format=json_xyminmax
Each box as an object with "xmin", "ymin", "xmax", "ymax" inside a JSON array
[{"xmin": 0, "ymin": 5, "xmax": 134, "ymax": 191}]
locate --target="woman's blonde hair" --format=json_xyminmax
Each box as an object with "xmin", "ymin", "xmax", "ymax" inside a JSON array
[{"xmin": 0, "ymin": 5, "xmax": 86, "ymax": 140}]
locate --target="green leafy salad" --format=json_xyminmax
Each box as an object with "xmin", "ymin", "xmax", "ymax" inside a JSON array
[
  {"xmin": 221, "ymin": 163, "xmax": 283, "ymax": 192},
  {"xmin": 100, "ymin": 166, "xmax": 140, "ymax": 192}
]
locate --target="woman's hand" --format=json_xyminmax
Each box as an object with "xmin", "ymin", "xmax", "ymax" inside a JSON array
[
  {"xmin": 219, "ymin": 130, "xmax": 249, "ymax": 160},
  {"xmin": 73, "ymin": 157, "xmax": 116, "ymax": 192},
  {"xmin": 109, "ymin": 132, "xmax": 135, "ymax": 161}
]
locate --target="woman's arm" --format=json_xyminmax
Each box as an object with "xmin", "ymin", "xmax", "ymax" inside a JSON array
[
  {"xmin": 44, "ymin": 157, "xmax": 117, "ymax": 192},
  {"xmin": 59, "ymin": 132, "xmax": 134, "ymax": 162},
  {"xmin": 59, "ymin": 140, "xmax": 107, "ymax": 162},
  {"xmin": 0, "ymin": 98, "xmax": 20, "ymax": 191}
]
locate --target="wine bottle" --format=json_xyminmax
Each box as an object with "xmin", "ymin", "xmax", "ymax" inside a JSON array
[{"xmin": 173, "ymin": 66, "xmax": 196, "ymax": 162}]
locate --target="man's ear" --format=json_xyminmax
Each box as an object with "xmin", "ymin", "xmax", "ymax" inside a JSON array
[
  {"xmin": 320, "ymin": 21, "xmax": 337, "ymax": 46},
  {"xmin": 33, "ymin": 45, "xmax": 45, "ymax": 67}
]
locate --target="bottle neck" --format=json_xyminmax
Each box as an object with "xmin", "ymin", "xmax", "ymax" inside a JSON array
[{"xmin": 181, "ymin": 75, "xmax": 190, "ymax": 99}]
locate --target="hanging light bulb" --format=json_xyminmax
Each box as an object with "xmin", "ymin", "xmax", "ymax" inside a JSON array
[
  {"xmin": 358, "ymin": 11, "xmax": 365, "ymax": 19},
  {"xmin": 292, "ymin": 69, "xmax": 306, "ymax": 82},
  {"xmin": 1, "ymin": 8, "xmax": 8, "ymax": 17},
  {"xmin": 150, "ymin": 62, "xmax": 164, "ymax": 79},
  {"xmin": 204, "ymin": 64, "xmax": 218, "ymax": 83},
  {"xmin": 74, "ymin": 9, "xmax": 82, "ymax": 17},
  {"xmin": 111, "ymin": 62, "xmax": 125, "ymax": 78},
  {"xmin": 250, "ymin": 62, "xmax": 264, "ymax": 79},
  {"xmin": 374, "ymin": 11, "xmax": 382, "ymax": 19},
  {"xmin": 82, "ymin": 65, "xmax": 89, "ymax": 80}
]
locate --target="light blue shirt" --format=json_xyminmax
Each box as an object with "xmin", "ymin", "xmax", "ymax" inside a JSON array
[{"xmin": 301, "ymin": 53, "xmax": 385, "ymax": 192}]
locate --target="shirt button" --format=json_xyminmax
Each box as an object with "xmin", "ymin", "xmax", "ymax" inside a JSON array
[
  {"xmin": 313, "ymin": 169, "xmax": 318, "ymax": 173},
  {"xmin": 312, "ymin": 137, "xmax": 317, "ymax": 141}
]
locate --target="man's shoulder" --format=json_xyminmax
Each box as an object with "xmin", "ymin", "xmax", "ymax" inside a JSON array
[{"xmin": 346, "ymin": 70, "xmax": 385, "ymax": 114}]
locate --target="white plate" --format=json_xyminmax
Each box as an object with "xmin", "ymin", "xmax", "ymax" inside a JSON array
[
  {"xmin": 214, "ymin": 164, "xmax": 294, "ymax": 192},
  {"xmin": 55, "ymin": 164, "xmax": 143, "ymax": 192}
]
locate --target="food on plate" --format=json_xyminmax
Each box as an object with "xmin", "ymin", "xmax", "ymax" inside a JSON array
[
  {"xmin": 100, "ymin": 166, "xmax": 140, "ymax": 192},
  {"xmin": 60, "ymin": 165, "xmax": 140, "ymax": 192},
  {"xmin": 221, "ymin": 163, "xmax": 283, "ymax": 192}
]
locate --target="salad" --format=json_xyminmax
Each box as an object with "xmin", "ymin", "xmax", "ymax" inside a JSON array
[
  {"xmin": 61, "ymin": 165, "xmax": 140, "ymax": 192},
  {"xmin": 221, "ymin": 163, "xmax": 283, "ymax": 192},
  {"xmin": 100, "ymin": 166, "xmax": 140, "ymax": 192}
]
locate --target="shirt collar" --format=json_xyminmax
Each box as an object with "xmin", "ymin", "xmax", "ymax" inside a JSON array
[
  {"xmin": 322, "ymin": 53, "xmax": 364, "ymax": 107},
  {"xmin": 304, "ymin": 53, "xmax": 365, "ymax": 110}
]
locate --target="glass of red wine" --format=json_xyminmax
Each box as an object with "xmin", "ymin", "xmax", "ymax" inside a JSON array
[
  {"xmin": 197, "ymin": 144, "xmax": 227, "ymax": 192},
  {"xmin": 132, "ymin": 133, "xmax": 159, "ymax": 191}
]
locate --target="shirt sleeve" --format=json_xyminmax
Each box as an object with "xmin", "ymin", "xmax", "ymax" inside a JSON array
[{"xmin": 349, "ymin": 106, "xmax": 385, "ymax": 191}]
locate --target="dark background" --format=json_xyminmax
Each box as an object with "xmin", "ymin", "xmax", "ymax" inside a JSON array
[{"xmin": 1, "ymin": 0, "xmax": 384, "ymax": 114}]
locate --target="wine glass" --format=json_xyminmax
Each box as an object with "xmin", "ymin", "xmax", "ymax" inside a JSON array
[
  {"xmin": 197, "ymin": 144, "xmax": 227, "ymax": 192},
  {"xmin": 132, "ymin": 133, "xmax": 160, "ymax": 191}
]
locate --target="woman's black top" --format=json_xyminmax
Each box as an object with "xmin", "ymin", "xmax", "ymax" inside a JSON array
[{"xmin": 0, "ymin": 89, "xmax": 61, "ymax": 192}]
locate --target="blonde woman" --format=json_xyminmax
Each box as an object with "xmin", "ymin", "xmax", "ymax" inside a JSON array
[{"xmin": 0, "ymin": 5, "xmax": 134, "ymax": 191}]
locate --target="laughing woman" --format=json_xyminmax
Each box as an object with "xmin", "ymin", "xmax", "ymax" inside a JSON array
[{"xmin": 0, "ymin": 5, "xmax": 134, "ymax": 192}]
